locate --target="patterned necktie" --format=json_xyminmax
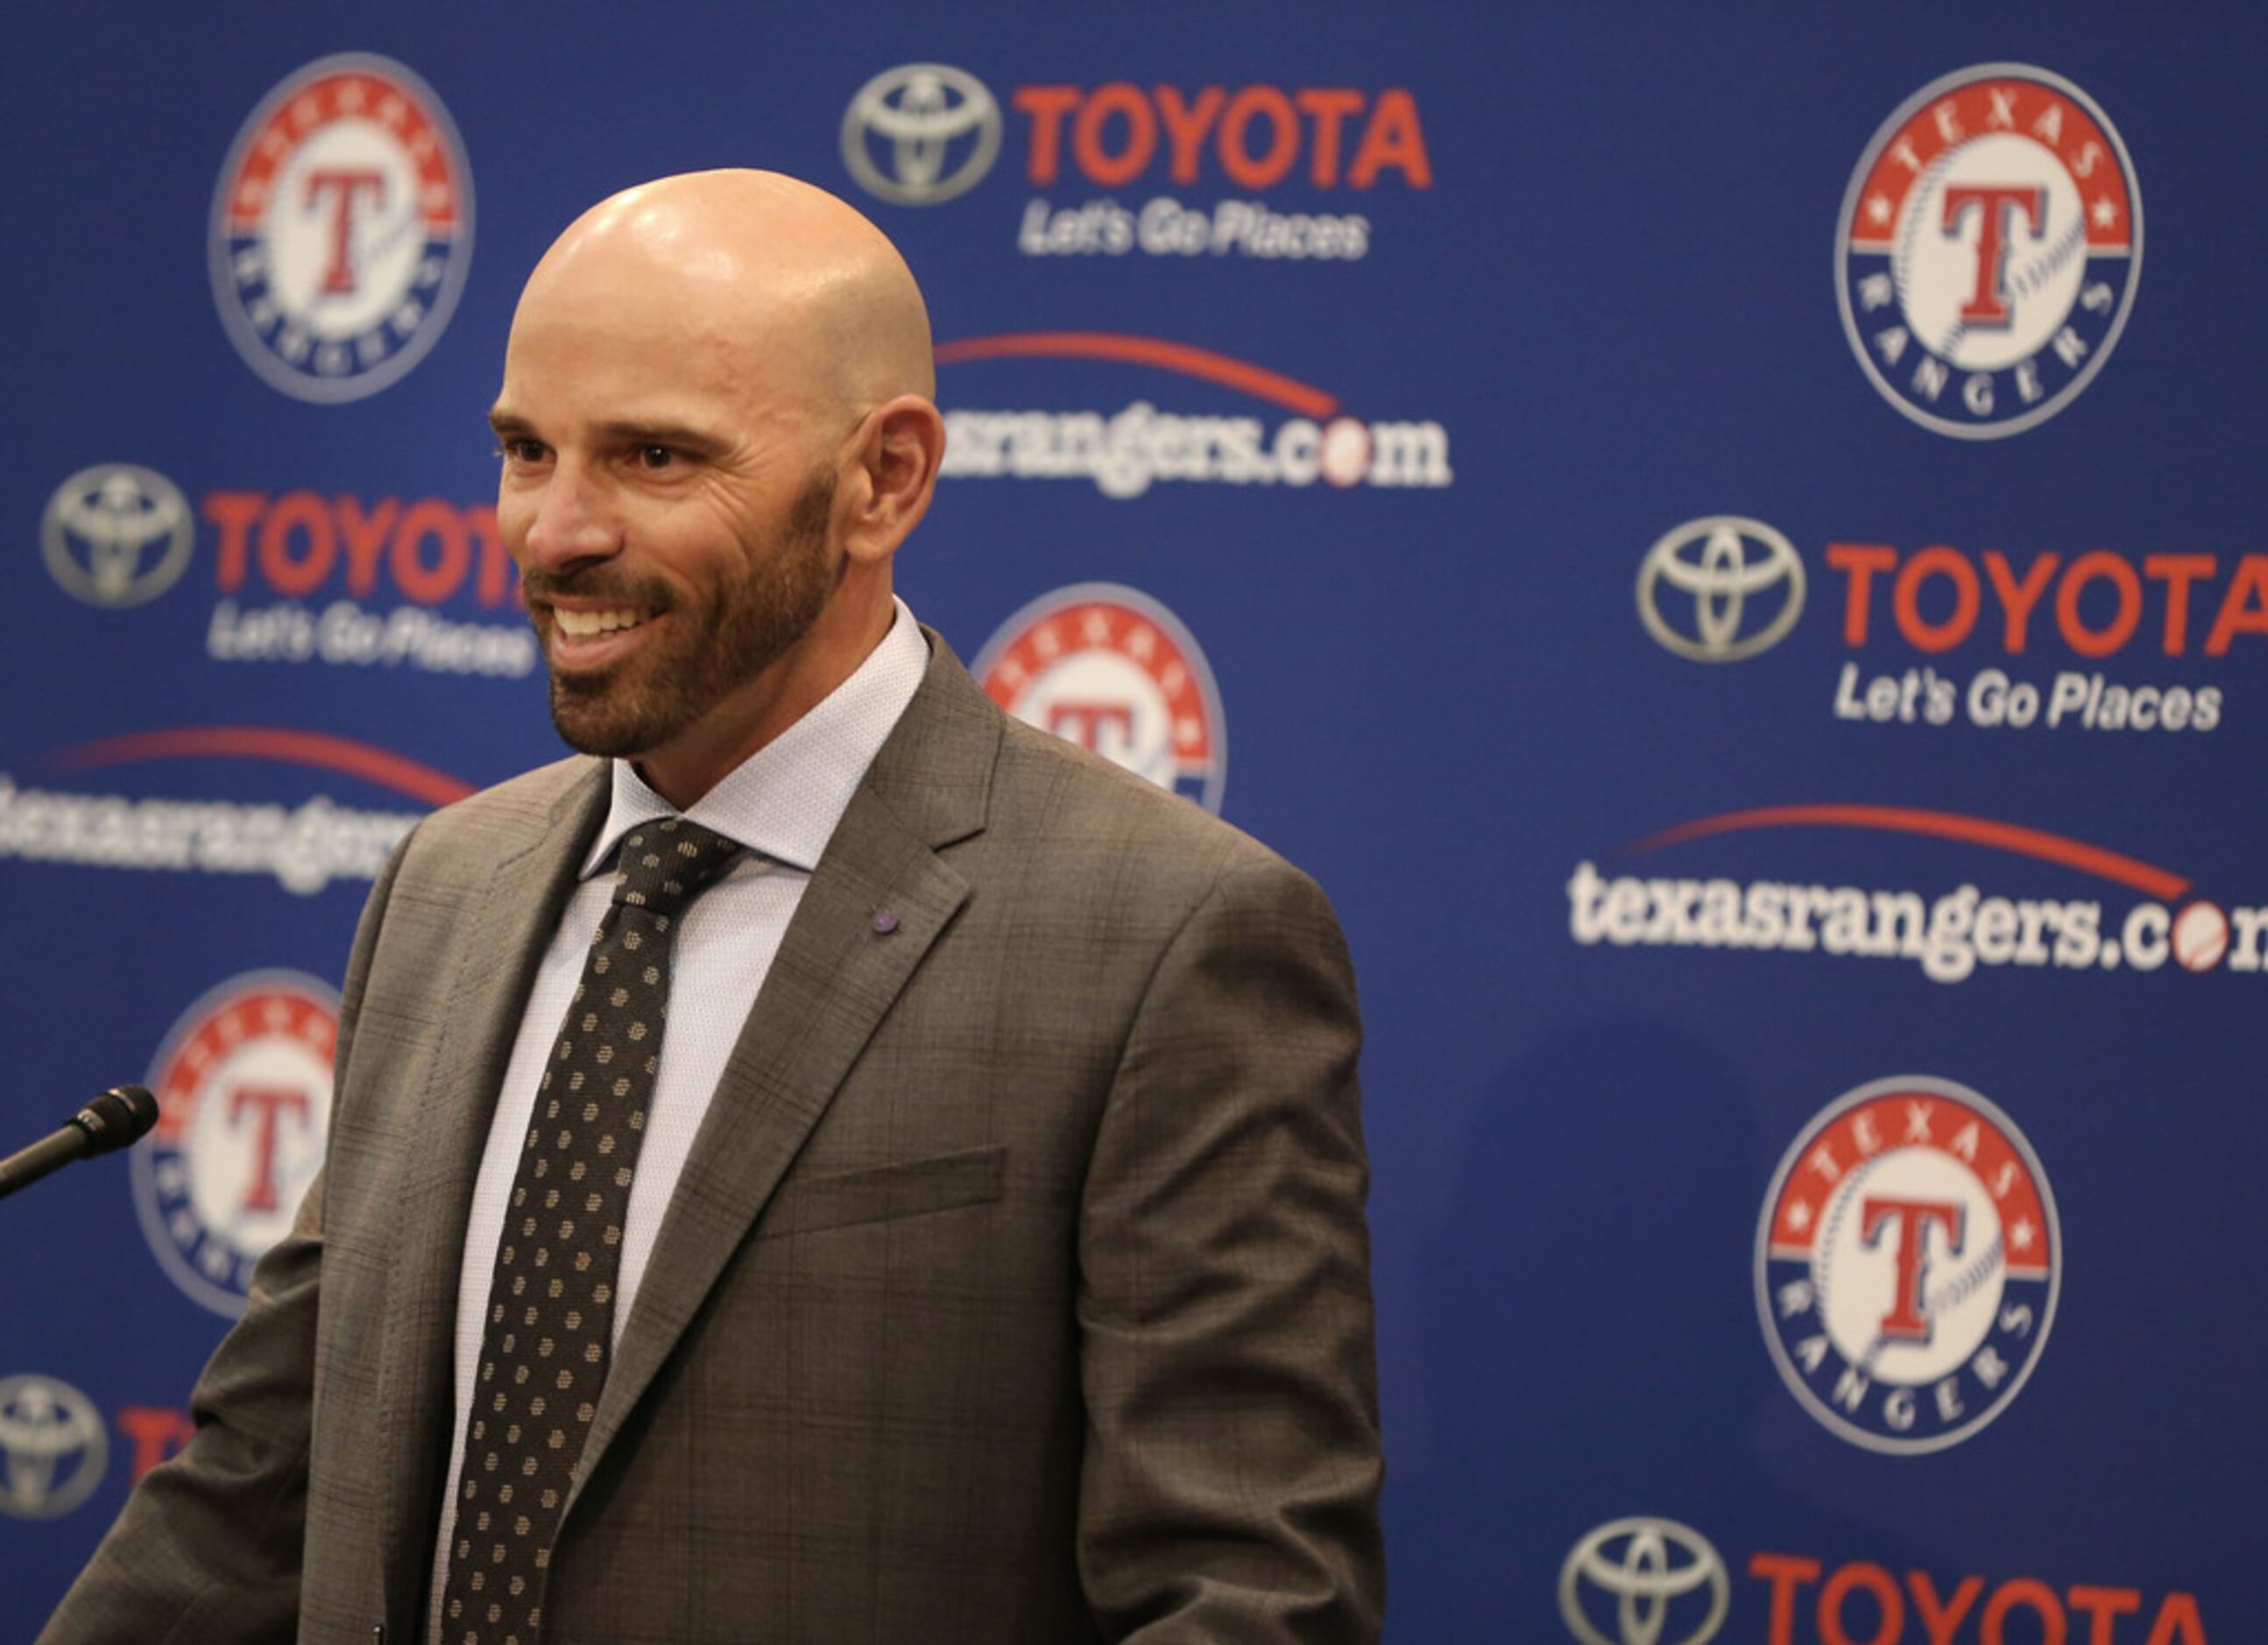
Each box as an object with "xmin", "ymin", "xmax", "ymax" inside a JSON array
[{"xmin": 439, "ymin": 817, "xmax": 743, "ymax": 1645}]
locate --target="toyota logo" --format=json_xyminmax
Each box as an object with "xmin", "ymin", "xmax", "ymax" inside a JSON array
[
  {"xmin": 1636, "ymin": 514, "xmax": 1806, "ymax": 662},
  {"xmin": 840, "ymin": 63, "xmax": 1002, "ymax": 207},
  {"xmin": 42, "ymin": 463, "xmax": 195, "ymax": 609},
  {"xmin": 1560, "ymin": 1517, "xmax": 1729, "ymax": 1645},
  {"xmin": 0, "ymin": 1374, "xmax": 109, "ymax": 1520}
]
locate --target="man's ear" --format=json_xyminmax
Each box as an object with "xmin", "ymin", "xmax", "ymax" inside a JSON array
[{"xmin": 841, "ymin": 395, "xmax": 946, "ymax": 566}]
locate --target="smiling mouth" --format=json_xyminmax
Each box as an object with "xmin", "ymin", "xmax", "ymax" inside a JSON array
[{"xmin": 551, "ymin": 606, "xmax": 653, "ymax": 639}]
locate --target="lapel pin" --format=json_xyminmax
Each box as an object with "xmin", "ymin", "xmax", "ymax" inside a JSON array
[{"xmin": 871, "ymin": 907, "xmax": 901, "ymax": 935}]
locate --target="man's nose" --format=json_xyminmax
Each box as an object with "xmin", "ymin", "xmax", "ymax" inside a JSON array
[{"xmin": 519, "ymin": 461, "xmax": 619, "ymax": 574}]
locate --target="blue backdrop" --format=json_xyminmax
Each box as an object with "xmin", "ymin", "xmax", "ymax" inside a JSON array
[{"xmin": 3, "ymin": 6, "xmax": 2258, "ymax": 1641}]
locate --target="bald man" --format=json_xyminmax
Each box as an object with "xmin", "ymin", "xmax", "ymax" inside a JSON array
[{"xmin": 43, "ymin": 173, "xmax": 1382, "ymax": 1645}]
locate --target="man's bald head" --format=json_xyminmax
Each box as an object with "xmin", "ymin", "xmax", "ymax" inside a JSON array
[
  {"xmin": 516, "ymin": 168, "xmax": 935, "ymax": 419},
  {"xmin": 493, "ymin": 171, "xmax": 949, "ymax": 807}
]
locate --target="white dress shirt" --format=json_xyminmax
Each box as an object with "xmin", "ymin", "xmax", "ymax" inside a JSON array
[{"xmin": 427, "ymin": 600, "xmax": 929, "ymax": 1640}]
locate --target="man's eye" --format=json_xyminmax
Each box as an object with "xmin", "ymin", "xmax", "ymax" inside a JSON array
[
  {"xmin": 636, "ymin": 445, "xmax": 676, "ymax": 470},
  {"xmin": 498, "ymin": 439, "xmax": 547, "ymax": 463}
]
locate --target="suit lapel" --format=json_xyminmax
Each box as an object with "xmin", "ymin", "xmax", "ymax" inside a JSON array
[
  {"xmin": 568, "ymin": 637, "xmax": 1003, "ymax": 1514},
  {"xmin": 374, "ymin": 762, "xmax": 610, "ymax": 1625}
]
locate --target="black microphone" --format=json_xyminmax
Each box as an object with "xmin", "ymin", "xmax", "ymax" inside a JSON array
[{"xmin": 0, "ymin": 1085, "xmax": 160, "ymax": 1202}]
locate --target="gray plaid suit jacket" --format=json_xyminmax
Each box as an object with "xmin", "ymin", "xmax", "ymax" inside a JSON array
[{"xmin": 42, "ymin": 634, "xmax": 1383, "ymax": 1643}]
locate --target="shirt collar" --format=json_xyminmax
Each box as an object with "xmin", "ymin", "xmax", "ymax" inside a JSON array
[{"xmin": 580, "ymin": 597, "xmax": 929, "ymax": 879}]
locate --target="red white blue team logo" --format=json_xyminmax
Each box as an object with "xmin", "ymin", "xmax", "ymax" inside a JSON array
[
  {"xmin": 1756, "ymin": 1076, "xmax": 2060, "ymax": 1454},
  {"xmin": 209, "ymin": 53, "xmax": 474, "ymax": 403},
  {"xmin": 131, "ymin": 971, "xmax": 338, "ymax": 1317},
  {"xmin": 1837, "ymin": 64, "xmax": 2139, "ymax": 438},
  {"xmin": 973, "ymin": 582, "xmax": 1227, "ymax": 813}
]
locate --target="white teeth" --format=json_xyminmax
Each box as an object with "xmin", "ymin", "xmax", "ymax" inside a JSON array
[{"xmin": 554, "ymin": 608, "xmax": 646, "ymax": 638}]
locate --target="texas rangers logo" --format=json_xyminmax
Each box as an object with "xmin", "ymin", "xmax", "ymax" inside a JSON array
[
  {"xmin": 972, "ymin": 582, "xmax": 1227, "ymax": 813},
  {"xmin": 1837, "ymin": 65, "xmax": 2139, "ymax": 438},
  {"xmin": 1756, "ymin": 1076, "xmax": 2059, "ymax": 1453},
  {"xmin": 131, "ymin": 971, "xmax": 339, "ymax": 1317},
  {"xmin": 209, "ymin": 53, "xmax": 473, "ymax": 402}
]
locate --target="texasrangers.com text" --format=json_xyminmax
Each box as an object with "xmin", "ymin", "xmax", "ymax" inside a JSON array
[{"xmin": 1566, "ymin": 864, "xmax": 2257, "ymax": 984}]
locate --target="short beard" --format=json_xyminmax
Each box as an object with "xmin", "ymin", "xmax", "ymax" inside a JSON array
[{"xmin": 534, "ymin": 467, "xmax": 837, "ymax": 761}]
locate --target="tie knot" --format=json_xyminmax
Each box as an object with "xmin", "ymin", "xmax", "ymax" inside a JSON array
[{"xmin": 611, "ymin": 818, "xmax": 742, "ymax": 917}]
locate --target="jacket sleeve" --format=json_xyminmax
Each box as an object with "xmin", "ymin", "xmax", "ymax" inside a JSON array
[
  {"xmin": 38, "ymin": 835, "xmax": 411, "ymax": 1645},
  {"xmin": 1075, "ymin": 853, "xmax": 1387, "ymax": 1642}
]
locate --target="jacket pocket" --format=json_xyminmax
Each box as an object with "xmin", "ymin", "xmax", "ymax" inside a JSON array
[{"xmin": 753, "ymin": 1142, "xmax": 1007, "ymax": 1239}]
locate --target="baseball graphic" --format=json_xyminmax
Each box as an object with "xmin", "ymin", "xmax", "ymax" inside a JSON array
[
  {"xmin": 1892, "ymin": 133, "xmax": 2087, "ymax": 371},
  {"xmin": 1318, "ymin": 418, "xmax": 1373, "ymax": 488},
  {"xmin": 1811, "ymin": 1146, "xmax": 2004, "ymax": 1384},
  {"xmin": 2172, "ymin": 900, "xmax": 2229, "ymax": 972}
]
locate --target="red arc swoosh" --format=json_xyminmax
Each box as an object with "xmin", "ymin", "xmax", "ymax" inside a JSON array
[
  {"xmin": 933, "ymin": 332, "xmax": 1341, "ymax": 419},
  {"xmin": 1631, "ymin": 804, "xmax": 2192, "ymax": 902},
  {"xmin": 48, "ymin": 728, "xmax": 475, "ymax": 808}
]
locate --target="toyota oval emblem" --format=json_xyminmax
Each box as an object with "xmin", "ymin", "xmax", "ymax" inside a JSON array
[
  {"xmin": 840, "ymin": 63, "xmax": 1002, "ymax": 207},
  {"xmin": 1559, "ymin": 1516, "xmax": 1729, "ymax": 1645},
  {"xmin": 1636, "ymin": 514, "xmax": 1807, "ymax": 662}
]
